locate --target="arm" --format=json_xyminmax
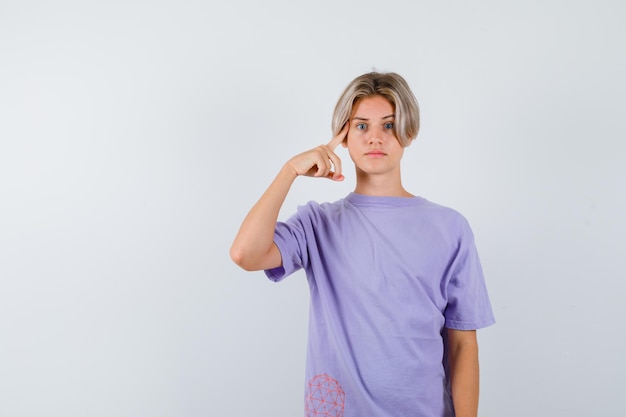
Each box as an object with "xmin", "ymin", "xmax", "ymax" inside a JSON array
[
  {"xmin": 229, "ymin": 125, "xmax": 348, "ymax": 271},
  {"xmin": 447, "ymin": 328, "xmax": 480, "ymax": 417}
]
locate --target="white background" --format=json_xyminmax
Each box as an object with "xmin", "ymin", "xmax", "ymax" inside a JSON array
[{"xmin": 1, "ymin": 0, "xmax": 625, "ymax": 416}]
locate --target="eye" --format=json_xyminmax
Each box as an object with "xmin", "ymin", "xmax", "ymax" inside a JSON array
[
  {"xmin": 384, "ymin": 122, "xmax": 394, "ymax": 130},
  {"xmin": 356, "ymin": 123, "xmax": 367, "ymax": 130}
]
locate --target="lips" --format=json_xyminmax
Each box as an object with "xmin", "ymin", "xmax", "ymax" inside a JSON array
[{"xmin": 365, "ymin": 150, "xmax": 386, "ymax": 157}]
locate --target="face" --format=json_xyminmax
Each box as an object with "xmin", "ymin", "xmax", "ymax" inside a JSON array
[{"xmin": 344, "ymin": 95, "xmax": 405, "ymax": 177}]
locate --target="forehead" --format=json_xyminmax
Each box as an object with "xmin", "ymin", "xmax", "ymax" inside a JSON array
[{"xmin": 350, "ymin": 95, "xmax": 394, "ymax": 118}]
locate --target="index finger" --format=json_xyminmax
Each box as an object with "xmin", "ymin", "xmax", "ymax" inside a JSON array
[{"xmin": 327, "ymin": 122, "xmax": 349, "ymax": 150}]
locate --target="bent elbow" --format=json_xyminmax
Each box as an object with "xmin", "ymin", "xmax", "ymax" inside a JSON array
[
  {"xmin": 229, "ymin": 244, "xmax": 257, "ymax": 271},
  {"xmin": 229, "ymin": 245, "xmax": 246, "ymax": 269}
]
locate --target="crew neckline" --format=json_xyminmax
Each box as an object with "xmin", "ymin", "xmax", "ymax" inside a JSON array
[{"xmin": 346, "ymin": 192, "xmax": 426, "ymax": 207}]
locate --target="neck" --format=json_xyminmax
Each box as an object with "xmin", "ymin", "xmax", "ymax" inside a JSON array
[{"xmin": 353, "ymin": 170, "xmax": 413, "ymax": 197}]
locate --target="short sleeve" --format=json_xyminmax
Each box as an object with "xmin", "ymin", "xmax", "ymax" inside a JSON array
[
  {"xmin": 264, "ymin": 211, "xmax": 310, "ymax": 282},
  {"xmin": 444, "ymin": 219, "xmax": 495, "ymax": 330}
]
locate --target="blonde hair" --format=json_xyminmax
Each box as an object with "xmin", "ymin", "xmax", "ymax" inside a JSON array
[{"xmin": 331, "ymin": 72, "xmax": 420, "ymax": 147}]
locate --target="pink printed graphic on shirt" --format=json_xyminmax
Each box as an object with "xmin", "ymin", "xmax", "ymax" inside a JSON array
[{"xmin": 305, "ymin": 374, "xmax": 346, "ymax": 417}]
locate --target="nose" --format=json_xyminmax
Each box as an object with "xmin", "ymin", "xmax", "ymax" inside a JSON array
[{"xmin": 368, "ymin": 124, "xmax": 385, "ymax": 144}]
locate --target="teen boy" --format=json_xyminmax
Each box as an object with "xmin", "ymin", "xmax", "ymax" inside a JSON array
[{"xmin": 230, "ymin": 72, "xmax": 495, "ymax": 417}]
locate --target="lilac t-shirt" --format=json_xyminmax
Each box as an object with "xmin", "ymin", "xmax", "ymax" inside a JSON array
[{"xmin": 265, "ymin": 193, "xmax": 495, "ymax": 417}]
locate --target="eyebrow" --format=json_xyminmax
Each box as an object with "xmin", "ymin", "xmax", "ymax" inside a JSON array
[{"xmin": 352, "ymin": 114, "xmax": 395, "ymax": 121}]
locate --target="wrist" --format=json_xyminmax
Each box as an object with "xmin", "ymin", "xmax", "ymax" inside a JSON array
[{"xmin": 279, "ymin": 163, "xmax": 299, "ymax": 181}]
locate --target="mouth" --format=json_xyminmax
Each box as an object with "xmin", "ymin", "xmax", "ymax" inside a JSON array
[{"xmin": 365, "ymin": 151, "xmax": 386, "ymax": 157}]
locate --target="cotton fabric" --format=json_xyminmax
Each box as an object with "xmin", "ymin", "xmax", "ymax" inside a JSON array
[{"xmin": 266, "ymin": 193, "xmax": 495, "ymax": 417}]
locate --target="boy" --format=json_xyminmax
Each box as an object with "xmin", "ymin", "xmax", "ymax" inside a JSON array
[{"xmin": 230, "ymin": 72, "xmax": 495, "ymax": 417}]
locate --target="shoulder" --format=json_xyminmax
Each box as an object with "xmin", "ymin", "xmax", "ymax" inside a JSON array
[
  {"xmin": 297, "ymin": 197, "xmax": 348, "ymax": 214},
  {"xmin": 290, "ymin": 197, "xmax": 348, "ymax": 223},
  {"xmin": 416, "ymin": 198, "xmax": 475, "ymax": 237},
  {"xmin": 413, "ymin": 197, "xmax": 464, "ymax": 220}
]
